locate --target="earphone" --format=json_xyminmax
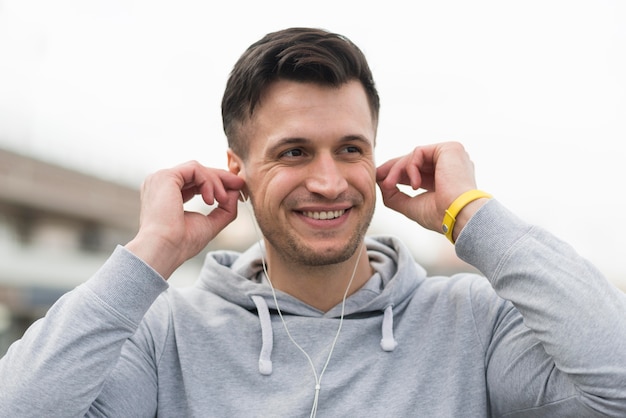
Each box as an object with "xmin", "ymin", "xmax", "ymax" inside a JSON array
[{"xmin": 238, "ymin": 190, "xmax": 362, "ymax": 417}]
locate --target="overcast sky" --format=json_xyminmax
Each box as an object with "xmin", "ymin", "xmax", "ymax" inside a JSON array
[{"xmin": 0, "ymin": 0, "xmax": 624, "ymax": 288}]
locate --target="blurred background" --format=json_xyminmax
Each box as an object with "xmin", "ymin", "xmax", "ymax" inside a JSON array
[{"xmin": 1, "ymin": 0, "xmax": 624, "ymax": 356}]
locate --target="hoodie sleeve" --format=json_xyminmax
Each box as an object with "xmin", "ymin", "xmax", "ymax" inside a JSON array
[
  {"xmin": 456, "ymin": 199, "xmax": 626, "ymax": 417},
  {"xmin": 0, "ymin": 245, "xmax": 168, "ymax": 417}
]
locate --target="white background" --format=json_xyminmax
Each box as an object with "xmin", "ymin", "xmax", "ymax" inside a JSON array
[{"xmin": 0, "ymin": 0, "xmax": 624, "ymax": 288}]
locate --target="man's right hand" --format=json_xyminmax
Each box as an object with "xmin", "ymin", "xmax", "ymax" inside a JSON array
[{"xmin": 125, "ymin": 161, "xmax": 245, "ymax": 279}]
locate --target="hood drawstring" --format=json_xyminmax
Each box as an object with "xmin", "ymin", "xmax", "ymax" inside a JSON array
[
  {"xmin": 251, "ymin": 295, "xmax": 273, "ymax": 375},
  {"xmin": 380, "ymin": 305, "xmax": 398, "ymax": 351},
  {"xmin": 251, "ymin": 297, "xmax": 399, "ymax": 375}
]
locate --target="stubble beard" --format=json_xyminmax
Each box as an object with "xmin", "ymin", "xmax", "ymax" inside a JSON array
[{"xmin": 252, "ymin": 200, "xmax": 375, "ymax": 267}]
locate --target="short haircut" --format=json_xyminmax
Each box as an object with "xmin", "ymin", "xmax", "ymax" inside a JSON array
[{"xmin": 221, "ymin": 27, "xmax": 380, "ymax": 159}]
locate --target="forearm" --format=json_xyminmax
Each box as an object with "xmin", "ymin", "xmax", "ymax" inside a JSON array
[
  {"xmin": 0, "ymin": 246, "xmax": 168, "ymax": 417},
  {"xmin": 456, "ymin": 200, "xmax": 626, "ymax": 414}
]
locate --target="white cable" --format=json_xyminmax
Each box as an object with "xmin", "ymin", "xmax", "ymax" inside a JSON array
[{"xmin": 240, "ymin": 192, "xmax": 362, "ymax": 417}]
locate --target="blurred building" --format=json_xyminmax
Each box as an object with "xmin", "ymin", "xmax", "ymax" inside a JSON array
[
  {"xmin": 0, "ymin": 148, "xmax": 141, "ymax": 355},
  {"xmin": 0, "ymin": 148, "xmax": 259, "ymax": 357}
]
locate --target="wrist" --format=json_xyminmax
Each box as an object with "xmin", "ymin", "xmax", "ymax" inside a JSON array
[
  {"xmin": 450, "ymin": 197, "xmax": 491, "ymax": 242},
  {"xmin": 125, "ymin": 234, "xmax": 183, "ymax": 280},
  {"xmin": 442, "ymin": 190, "xmax": 493, "ymax": 243}
]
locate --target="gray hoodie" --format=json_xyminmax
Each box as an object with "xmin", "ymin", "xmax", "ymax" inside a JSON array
[{"xmin": 1, "ymin": 200, "xmax": 625, "ymax": 417}]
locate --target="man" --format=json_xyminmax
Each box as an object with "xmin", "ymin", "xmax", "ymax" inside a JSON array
[{"xmin": 1, "ymin": 27, "xmax": 625, "ymax": 417}]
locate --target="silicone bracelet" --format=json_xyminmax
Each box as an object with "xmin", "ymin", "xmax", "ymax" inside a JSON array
[{"xmin": 442, "ymin": 190, "xmax": 492, "ymax": 243}]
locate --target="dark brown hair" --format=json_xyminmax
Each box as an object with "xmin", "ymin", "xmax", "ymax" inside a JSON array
[{"xmin": 221, "ymin": 27, "xmax": 380, "ymax": 158}]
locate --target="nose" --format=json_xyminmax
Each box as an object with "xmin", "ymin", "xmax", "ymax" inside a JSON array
[{"xmin": 305, "ymin": 153, "xmax": 348, "ymax": 199}]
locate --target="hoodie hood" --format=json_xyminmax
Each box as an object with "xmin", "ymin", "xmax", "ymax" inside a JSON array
[
  {"xmin": 196, "ymin": 235, "xmax": 426, "ymax": 317},
  {"xmin": 196, "ymin": 235, "xmax": 426, "ymax": 375}
]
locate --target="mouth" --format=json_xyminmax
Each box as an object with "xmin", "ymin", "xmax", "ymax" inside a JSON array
[{"xmin": 301, "ymin": 209, "xmax": 346, "ymax": 220}]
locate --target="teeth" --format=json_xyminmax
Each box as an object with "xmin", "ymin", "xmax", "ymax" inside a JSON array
[{"xmin": 303, "ymin": 210, "xmax": 345, "ymax": 220}]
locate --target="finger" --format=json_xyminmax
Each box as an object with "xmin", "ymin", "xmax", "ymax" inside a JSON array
[
  {"xmin": 181, "ymin": 184, "xmax": 202, "ymax": 204},
  {"xmin": 405, "ymin": 156, "xmax": 423, "ymax": 190},
  {"xmin": 199, "ymin": 170, "xmax": 245, "ymax": 207},
  {"xmin": 203, "ymin": 189, "xmax": 241, "ymax": 231},
  {"xmin": 173, "ymin": 162, "xmax": 244, "ymax": 207},
  {"xmin": 377, "ymin": 151, "xmax": 424, "ymax": 191},
  {"xmin": 375, "ymin": 156, "xmax": 399, "ymax": 182},
  {"xmin": 377, "ymin": 156, "xmax": 410, "ymax": 189}
]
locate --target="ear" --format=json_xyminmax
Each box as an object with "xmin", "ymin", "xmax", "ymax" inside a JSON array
[
  {"xmin": 227, "ymin": 148, "xmax": 244, "ymax": 175},
  {"xmin": 227, "ymin": 148, "xmax": 249, "ymax": 201}
]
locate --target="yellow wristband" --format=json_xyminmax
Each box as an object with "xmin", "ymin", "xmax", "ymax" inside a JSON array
[{"xmin": 442, "ymin": 190, "xmax": 492, "ymax": 244}]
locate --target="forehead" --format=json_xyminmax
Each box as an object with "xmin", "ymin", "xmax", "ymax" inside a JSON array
[{"xmin": 244, "ymin": 80, "xmax": 376, "ymax": 149}]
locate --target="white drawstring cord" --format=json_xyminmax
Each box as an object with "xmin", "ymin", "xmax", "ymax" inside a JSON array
[{"xmin": 240, "ymin": 191, "xmax": 362, "ymax": 418}]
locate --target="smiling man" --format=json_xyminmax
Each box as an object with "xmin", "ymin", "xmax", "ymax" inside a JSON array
[
  {"xmin": 227, "ymin": 79, "xmax": 377, "ymax": 310},
  {"xmin": 1, "ymin": 27, "xmax": 626, "ymax": 417}
]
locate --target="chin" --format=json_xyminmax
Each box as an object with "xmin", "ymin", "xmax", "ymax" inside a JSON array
[{"xmin": 294, "ymin": 240, "xmax": 361, "ymax": 267}]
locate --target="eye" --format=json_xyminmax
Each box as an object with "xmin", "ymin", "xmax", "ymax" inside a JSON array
[
  {"xmin": 281, "ymin": 148, "xmax": 304, "ymax": 158},
  {"xmin": 339, "ymin": 145, "xmax": 362, "ymax": 155}
]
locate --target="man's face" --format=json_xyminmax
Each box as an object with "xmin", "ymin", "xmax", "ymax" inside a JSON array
[{"xmin": 229, "ymin": 79, "xmax": 377, "ymax": 266}]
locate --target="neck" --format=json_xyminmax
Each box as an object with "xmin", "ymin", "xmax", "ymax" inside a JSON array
[{"xmin": 264, "ymin": 243, "xmax": 373, "ymax": 312}]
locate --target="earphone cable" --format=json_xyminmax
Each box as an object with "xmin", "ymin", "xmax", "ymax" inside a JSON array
[{"xmin": 239, "ymin": 192, "xmax": 362, "ymax": 417}]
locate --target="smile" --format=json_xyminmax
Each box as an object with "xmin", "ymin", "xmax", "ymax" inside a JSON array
[{"xmin": 302, "ymin": 210, "xmax": 346, "ymax": 220}]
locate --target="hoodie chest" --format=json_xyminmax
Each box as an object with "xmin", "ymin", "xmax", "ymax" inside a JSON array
[{"xmin": 150, "ymin": 291, "xmax": 489, "ymax": 417}]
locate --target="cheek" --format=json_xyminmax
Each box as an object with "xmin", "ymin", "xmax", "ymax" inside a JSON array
[
  {"xmin": 352, "ymin": 165, "xmax": 377, "ymax": 194},
  {"xmin": 249, "ymin": 170, "xmax": 296, "ymax": 208}
]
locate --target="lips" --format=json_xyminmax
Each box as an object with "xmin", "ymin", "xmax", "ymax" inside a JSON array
[{"xmin": 302, "ymin": 209, "xmax": 346, "ymax": 220}]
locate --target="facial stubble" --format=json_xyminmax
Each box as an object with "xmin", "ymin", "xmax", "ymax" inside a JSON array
[{"xmin": 251, "ymin": 196, "xmax": 375, "ymax": 267}]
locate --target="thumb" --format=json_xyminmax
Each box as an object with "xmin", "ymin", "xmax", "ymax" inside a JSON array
[
  {"xmin": 202, "ymin": 189, "xmax": 241, "ymax": 235},
  {"xmin": 377, "ymin": 181, "xmax": 438, "ymax": 231}
]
